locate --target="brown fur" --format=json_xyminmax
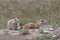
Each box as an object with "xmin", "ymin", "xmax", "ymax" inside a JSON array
[
  {"xmin": 23, "ymin": 23, "xmax": 39, "ymax": 29},
  {"xmin": 22, "ymin": 19, "xmax": 46, "ymax": 29}
]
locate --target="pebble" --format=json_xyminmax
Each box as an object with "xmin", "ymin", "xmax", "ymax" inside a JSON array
[
  {"xmin": 8, "ymin": 30, "xmax": 20, "ymax": 36},
  {"xmin": 52, "ymin": 35, "xmax": 56, "ymax": 37},
  {"xmin": 43, "ymin": 31, "xmax": 49, "ymax": 34},
  {"xmin": 48, "ymin": 28, "xmax": 54, "ymax": 31}
]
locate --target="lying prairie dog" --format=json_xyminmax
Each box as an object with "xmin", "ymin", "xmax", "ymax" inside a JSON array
[{"xmin": 22, "ymin": 19, "xmax": 46, "ymax": 29}]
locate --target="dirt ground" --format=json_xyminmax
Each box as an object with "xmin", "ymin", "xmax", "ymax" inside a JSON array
[{"xmin": 0, "ymin": 25, "xmax": 60, "ymax": 40}]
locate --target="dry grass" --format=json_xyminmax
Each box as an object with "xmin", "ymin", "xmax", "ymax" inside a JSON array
[{"xmin": 0, "ymin": 0, "xmax": 60, "ymax": 29}]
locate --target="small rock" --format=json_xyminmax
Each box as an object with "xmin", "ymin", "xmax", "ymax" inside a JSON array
[
  {"xmin": 52, "ymin": 35, "xmax": 56, "ymax": 37},
  {"xmin": 8, "ymin": 30, "xmax": 20, "ymax": 35},
  {"xmin": 48, "ymin": 28, "xmax": 54, "ymax": 31},
  {"xmin": 43, "ymin": 31, "xmax": 49, "ymax": 34},
  {"xmin": 10, "ymin": 32, "xmax": 20, "ymax": 36}
]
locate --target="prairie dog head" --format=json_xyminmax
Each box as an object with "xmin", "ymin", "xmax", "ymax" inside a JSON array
[
  {"xmin": 36, "ymin": 19, "xmax": 46, "ymax": 26},
  {"xmin": 13, "ymin": 18, "xmax": 19, "ymax": 23}
]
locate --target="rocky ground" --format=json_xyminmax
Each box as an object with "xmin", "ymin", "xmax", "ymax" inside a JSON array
[{"xmin": 0, "ymin": 25, "xmax": 60, "ymax": 40}]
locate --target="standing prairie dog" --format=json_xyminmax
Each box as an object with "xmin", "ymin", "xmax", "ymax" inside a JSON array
[{"xmin": 7, "ymin": 18, "xmax": 19, "ymax": 30}]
